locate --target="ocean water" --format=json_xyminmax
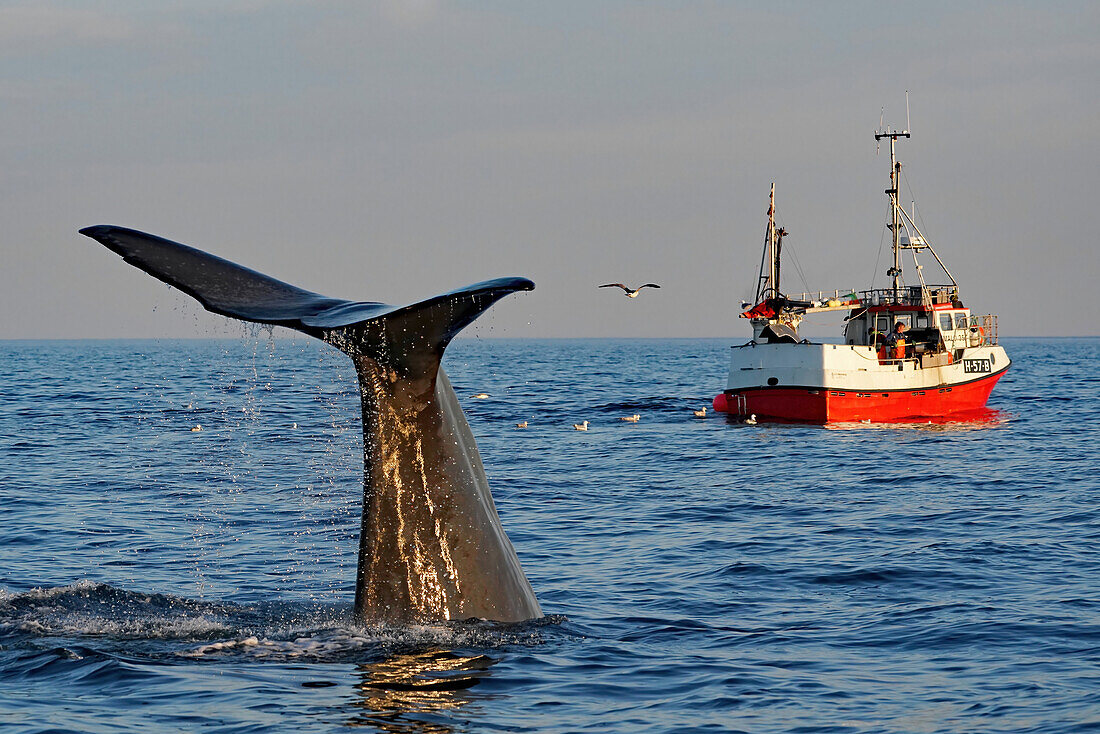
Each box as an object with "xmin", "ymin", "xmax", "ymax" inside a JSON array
[{"xmin": 1, "ymin": 335, "xmax": 1097, "ymax": 733}]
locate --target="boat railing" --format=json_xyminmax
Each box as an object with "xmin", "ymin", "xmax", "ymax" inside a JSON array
[
  {"xmin": 876, "ymin": 356, "xmax": 921, "ymax": 369},
  {"xmin": 856, "ymin": 285, "xmax": 959, "ymax": 307},
  {"xmin": 789, "ymin": 285, "xmax": 959, "ymax": 308},
  {"xmin": 790, "ymin": 288, "xmax": 860, "ymax": 304},
  {"xmin": 971, "ymin": 314, "xmax": 999, "ymax": 345}
]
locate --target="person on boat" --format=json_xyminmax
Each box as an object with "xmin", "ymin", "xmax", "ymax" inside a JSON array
[
  {"xmin": 883, "ymin": 321, "xmax": 908, "ymax": 359},
  {"xmin": 883, "ymin": 321, "xmax": 908, "ymax": 346}
]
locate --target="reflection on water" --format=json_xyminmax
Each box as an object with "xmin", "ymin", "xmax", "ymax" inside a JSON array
[
  {"xmin": 822, "ymin": 408, "xmax": 1012, "ymax": 431},
  {"xmin": 722, "ymin": 408, "xmax": 1012, "ymax": 431},
  {"xmin": 346, "ymin": 649, "xmax": 498, "ymax": 732}
]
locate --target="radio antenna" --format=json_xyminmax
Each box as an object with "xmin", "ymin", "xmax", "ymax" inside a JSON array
[
  {"xmin": 905, "ymin": 90, "xmax": 911, "ymax": 133},
  {"xmin": 876, "ymin": 106, "xmax": 884, "ymax": 154}
]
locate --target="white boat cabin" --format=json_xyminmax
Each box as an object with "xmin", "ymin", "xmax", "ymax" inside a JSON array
[{"xmin": 840, "ymin": 286, "xmax": 996, "ymax": 362}]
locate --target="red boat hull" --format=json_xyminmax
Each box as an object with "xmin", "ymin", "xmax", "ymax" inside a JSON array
[{"xmin": 713, "ymin": 367, "xmax": 1008, "ymax": 423}]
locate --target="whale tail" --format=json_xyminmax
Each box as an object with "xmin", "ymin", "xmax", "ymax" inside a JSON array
[
  {"xmin": 78, "ymin": 225, "xmax": 533, "ymax": 368},
  {"xmin": 81, "ymin": 225, "xmax": 542, "ymax": 623}
]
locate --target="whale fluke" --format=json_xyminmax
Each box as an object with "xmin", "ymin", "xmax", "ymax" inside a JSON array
[
  {"xmin": 81, "ymin": 225, "xmax": 542, "ymax": 624},
  {"xmin": 79, "ymin": 225, "xmax": 531, "ymax": 376}
]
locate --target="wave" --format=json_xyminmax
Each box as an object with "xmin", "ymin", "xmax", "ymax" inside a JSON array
[
  {"xmin": 0, "ymin": 580, "xmax": 236, "ymax": 641},
  {"xmin": 0, "ymin": 581, "xmax": 563, "ymax": 664}
]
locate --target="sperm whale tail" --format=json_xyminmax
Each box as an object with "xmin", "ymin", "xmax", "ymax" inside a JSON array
[
  {"xmin": 80, "ymin": 225, "xmax": 542, "ymax": 623},
  {"xmin": 78, "ymin": 225, "xmax": 532, "ymax": 369}
]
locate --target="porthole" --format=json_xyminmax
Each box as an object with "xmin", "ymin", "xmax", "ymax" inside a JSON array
[
  {"xmin": 990, "ymin": 353, "xmax": 996, "ymax": 366},
  {"xmin": 767, "ymin": 377, "xmax": 779, "ymax": 386}
]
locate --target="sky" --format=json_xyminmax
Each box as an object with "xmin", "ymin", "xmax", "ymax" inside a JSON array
[{"xmin": 1, "ymin": 0, "xmax": 1097, "ymax": 339}]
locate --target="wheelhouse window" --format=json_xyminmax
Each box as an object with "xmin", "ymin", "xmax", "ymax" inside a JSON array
[
  {"xmin": 954, "ymin": 313, "xmax": 969, "ymax": 330},
  {"xmin": 939, "ymin": 314, "xmax": 953, "ymax": 331}
]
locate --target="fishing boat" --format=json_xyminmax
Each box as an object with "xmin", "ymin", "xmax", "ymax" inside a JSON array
[{"xmin": 713, "ymin": 125, "xmax": 1010, "ymax": 423}]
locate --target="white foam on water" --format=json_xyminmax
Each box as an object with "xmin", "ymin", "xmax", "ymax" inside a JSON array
[
  {"xmin": 177, "ymin": 618, "xmax": 553, "ymax": 661},
  {"xmin": 183, "ymin": 636, "xmax": 262, "ymax": 657},
  {"xmin": 179, "ymin": 629, "xmax": 382, "ymax": 659},
  {"xmin": 62, "ymin": 614, "xmax": 232, "ymax": 639},
  {"xmin": 8, "ymin": 610, "xmax": 232, "ymax": 639}
]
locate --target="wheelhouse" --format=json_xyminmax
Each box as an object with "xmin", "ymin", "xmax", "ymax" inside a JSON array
[{"xmin": 841, "ymin": 286, "xmax": 999, "ymax": 360}]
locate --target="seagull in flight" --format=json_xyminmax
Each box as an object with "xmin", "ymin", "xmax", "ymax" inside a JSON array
[{"xmin": 599, "ymin": 283, "xmax": 661, "ymax": 298}]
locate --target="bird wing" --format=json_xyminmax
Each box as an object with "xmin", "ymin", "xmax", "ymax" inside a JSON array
[
  {"xmin": 599, "ymin": 283, "xmax": 629, "ymax": 291},
  {"xmin": 638, "ymin": 283, "xmax": 661, "ymax": 289}
]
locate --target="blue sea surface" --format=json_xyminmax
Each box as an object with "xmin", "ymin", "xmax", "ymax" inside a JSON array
[{"xmin": 1, "ymin": 336, "xmax": 1097, "ymax": 733}]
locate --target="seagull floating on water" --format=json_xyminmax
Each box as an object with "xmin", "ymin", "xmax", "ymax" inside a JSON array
[
  {"xmin": 471, "ymin": 393, "xmax": 490, "ymax": 399},
  {"xmin": 693, "ymin": 407, "xmax": 707, "ymax": 418},
  {"xmin": 599, "ymin": 283, "xmax": 661, "ymax": 298},
  {"xmin": 515, "ymin": 421, "xmax": 528, "ymax": 429},
  {"xmin": 573, "ymin": 420, "xmax": 589, "ymax": 431},
  {"xmin": 744, "ymin": 414, "xmax": 757, "ymax": 425},
  {"xmin": 190, "ymin": 425, "xmax": 203, "ymax": 432},
  {"xmin": 621, "ymin": 414, "xmax": 641, "ymax": 423}
]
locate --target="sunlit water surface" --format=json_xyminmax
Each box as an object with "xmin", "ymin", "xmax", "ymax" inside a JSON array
[{"xmin": 1, "ymin": 337, "xmax": 1097, "ymax": 733}]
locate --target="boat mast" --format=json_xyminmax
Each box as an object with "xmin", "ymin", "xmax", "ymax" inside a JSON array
[
  {"xmin": 754, "ymin": 183, "xmax": 777, "ymax": 303},
  {"xmin": 873, "ymin": 97, "xmax": 959, "ymax": 300},
  {"xmin": 768, "ymin": 183, "xmax": 777, "ymax": 296},
  {"xmin": 875, "ymin": 127, "xmax": 909, "ymax": 302}
]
